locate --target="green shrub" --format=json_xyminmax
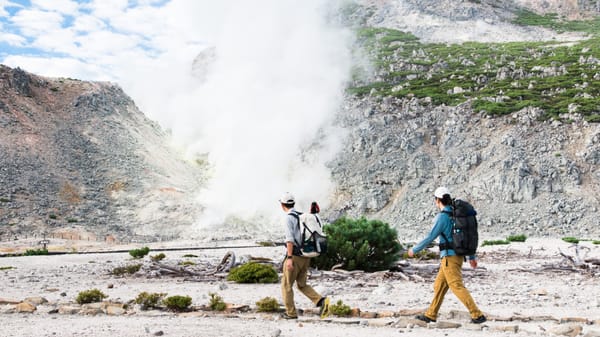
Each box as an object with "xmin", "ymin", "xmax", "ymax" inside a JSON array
[
  {"xmin": 111, "ymin": 263, "xmax": 142, "ymax": 276},
  {"xmin": 313, "ymin": 217, "xmax": 402, "ymax": 272},
  {"xmin": 163, "ymin": 295, "xmax": 192, "ymax": 312},
  {"xmin": 0, "ymin": 266, "xmax": 15, "ymax": 270},
  {"xmin": 181, "ymin": 254, "xmax": 198, "ymax": 258},
  {"xmin": 48, "ymin": 213, "xmax": 57, "ymax": 219},
  {"xmin": 481, "ymin": 240, "xmax": 510, "ymax": 246},
  {"xmin": 24, "ymin": 249, "xmax": 48, "ymax": 256},
  {"xmin": 178, "ymin": 260, "xmax": 196, "ymax": 266},
  {"xmin": 403, "ymin": 248, "xmax": 438, "ymax": 260},
  {"xmin": 255, "ymin": 297, "xmax": 280, "ymax": 312},
  {"xmin": 129, "ymin": 247, "xmax": 150, "ymax": 259},
  {"xmin": 76, "ymin": 288, "xmax": 107, "ymax": 304},
  {"xmin": 208, "ymin": 293, "xmax": 227, "ymax": 311},
  {"xmin": 562, "ymin": 237, "xmax": 580, "ymax": 244},
  {"xmin": 150, "ymin": 253, "xmax": 166, "ymax": 262},
  {"xmin": 592, "ymin": 240, "xmax": 600, "ymax": 245},
  {"xmin": 135, "ymin": 292, "xmax": 167, "ymax": 310},
  {"xmin": 227, "ymin": 262, "xmax": 278, "ymax": 283},
  {"xmin": 506, "ymin": 234, "xmax": 527, "ymax": 242},
  {"xmin": 329, "ymin": 300, "xmax": 352, "ymax": 316},
  {"xmin": 67, "ymin": 218, "xmax": 78, "ymax": 223}
]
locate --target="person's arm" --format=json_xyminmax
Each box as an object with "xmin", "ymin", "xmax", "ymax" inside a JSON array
[
  {"xmin": 284, "ymin": 213, "xmax": 296, "ymax": 270},
  {"xmin": 408, "ymin": 214, "xmax": 443, "ymax": 257}
]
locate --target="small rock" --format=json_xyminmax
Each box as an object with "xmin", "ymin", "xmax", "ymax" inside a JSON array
[
  {"xmin": 549, "ymin": 324, "xmax": 582, "ymax": 337},
  {"xmin": 433, "ymin": 321, "xmax": 461, "ymax": 329},
  {"xmin": 153, "ymin": 331, "xmax": 164, "ymax": 336},
  {"xmin": 531, "ymin": 289, "xmax": 548, "ymax": 296},
  {"xmin": 58, "ymin": 305, "xmax": 81, "ymax": 315},
  {"xmin": 107, "ymin": 284, "xmax": 114, "ymax": 289},
  {"xmin": 15, "ymin": 302, "xmax": 36, "ymax": 313},
  {"xmin": 24, "ymin": 296, "xmax": 48, "ymax": 305},
  {"xmin": 492, "ymin": 325, "xmax": 519, "ymax": 333}
]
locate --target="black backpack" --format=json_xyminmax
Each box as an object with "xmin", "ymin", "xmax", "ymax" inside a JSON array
[
  {"xmin": 440, "ymin": 199, "xmax": 479, "ymax": 256},
  {"xmin": 289, "ymin": 211, "xmax": 327, "ymax": 258}
]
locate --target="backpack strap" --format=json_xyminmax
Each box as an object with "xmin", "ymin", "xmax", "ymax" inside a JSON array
[
  {"xmin": 288, "ymin": 211, "xmax": 304, "ymax": 250},
  {"xmin": 314, "ymin": 214, "xmax": 322, "ymax": 228},
  {"xmin": 438, "ymin": 210, "xmax": 454, "ymax": 255}
]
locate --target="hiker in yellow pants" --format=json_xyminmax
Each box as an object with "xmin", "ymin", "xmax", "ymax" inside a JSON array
[{"xmin": 408, "ymin": 187, "xmax": 486, "ymax": 324}]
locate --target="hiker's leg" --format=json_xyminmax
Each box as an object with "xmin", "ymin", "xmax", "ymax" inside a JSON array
[
  {"xmin": 425, "ymin": 258, "xmax": 449, "ymax": 320},
  {"xmin": 281, "ymin": 256, "xmax": 300, "ymax": 317},
  {"xmin": 295, "ymin": 257, "xmax": 322, "ymax": 305},
  {"xmin": 445, "ymin": 255, "xmax": 483, "ymax": 319}
]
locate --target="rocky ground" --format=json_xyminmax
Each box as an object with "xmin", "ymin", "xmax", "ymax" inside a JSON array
[{"xmin": 0, "ymin": 238, "xmax": 599, "ymax": 337}]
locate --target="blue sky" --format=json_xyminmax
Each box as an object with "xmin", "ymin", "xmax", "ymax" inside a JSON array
[{"xmin": 0, "ymin": 0, "xmax": 203, "ymax": 82}]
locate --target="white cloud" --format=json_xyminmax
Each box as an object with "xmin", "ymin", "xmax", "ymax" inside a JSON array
[
  {"xmin": 0, "ymin": 30, "xmax": 26, "ymax": 46},
  {"xmin": 71, "ymin": 14, "xmax": 106, "ymax": 33},
  {"xmin": 10, "ymin": 8, "xmax": 64, "ymax": 36},
  {"xmin": 2, "ymin": 55, "xmax": 111, "ymax": 80},
  {"xmin": 82, "ymin": 0, "xmax": 128, "ymax": 21},
  {"xmin": 30, "ymin": 0, "xmax": 79, "ymax": 16}
]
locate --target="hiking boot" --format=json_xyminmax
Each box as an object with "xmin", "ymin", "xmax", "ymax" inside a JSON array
[
  {"xmin": 280, "ymin": 313, "xmax": 298, "ymax": 320},
  {"xmin": 319, "ymin": 297, "xmax": 330, "ymax": 319},
  {"xmin": 415, "ymin": 314, "xmax": 436, "ymax": 323},
  {"xmin": 471, "ymin": 315, "xmax": 487, "ymax": 324}
]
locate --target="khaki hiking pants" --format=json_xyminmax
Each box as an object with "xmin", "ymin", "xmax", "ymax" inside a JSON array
[
  {"xmin": 425, "ymin": 255, "xmax": 483, "ymax": 320},
  {"xmin": 281, "ymin": 255, "xmax": 322, "ymax": 317}
]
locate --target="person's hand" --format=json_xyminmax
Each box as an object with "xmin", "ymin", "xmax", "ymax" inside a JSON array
[
  {"xmin": 469, "ymin": 259, "xmax": 478, "ymax": 269},
  {"xmin": 408, "ymin": 248, "xmax": 414, "ymax": 258},
  {"xmin": 286, "ymin": 258, "xmax": 294, "ymax": 271}
]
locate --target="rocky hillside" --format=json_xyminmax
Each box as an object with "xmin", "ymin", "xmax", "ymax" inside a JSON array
[
  {"xmin": 0, "ymin": 66, "xmax": 204, "ymax": 242},
  {"xmin": 325, "ymin": 0, "xmax": 600, "ymax": 239}
]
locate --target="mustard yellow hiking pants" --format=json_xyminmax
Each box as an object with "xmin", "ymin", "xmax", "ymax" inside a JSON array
[
  {"xmin": 281, "ymin": 255, "xmax": 322, "ymax": 317},
  {"xmin": 425, "ymin": 255, "xmax": 483, "ymax": 320}
]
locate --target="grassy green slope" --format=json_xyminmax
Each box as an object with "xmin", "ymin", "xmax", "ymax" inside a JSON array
[{"xmin": 348, "ymin": 11, "xmax": 600, "ymax": 123}]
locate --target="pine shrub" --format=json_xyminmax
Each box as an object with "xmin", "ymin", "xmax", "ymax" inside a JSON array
[
  {"xmin": 163, "ymin": 295, "xmax": 192, "ymax": 312},
  {"xmin": 76, "ymin": 288, "xmax": 107, "ymax": 304},
  {"xmin": 255, "ymin": 297, "xmax": 280, "ymax": 312},
  {"xmin": 329, "ymin": 300, "xmax": 352, "ymax": 316},
  {"xmin": 24, "ymin": 249, "xmax": 49, "ymax": 256},
  {"xmin": 227, "ymin": 262, "xmax": 278, "ymax": 283},
  {"xmin": 482, "ymin": 239, "xmax": 510, "ymax": 246},
  {"xmin": 135, "ymin": 292, "xmax": 166, "ymax": 310},
  {"xmin": 129, "ymin": 247, "xmax": 150, "ymax": 259},
  {"xmin": 562, "ymin": 237, "xmax": 580, "ymax": 244},
  {"xmin": 313, "ymin": 217, "xmax": 402, "ymax": 272},
  {"xmin": 506, "ymin": 234, "xmax": 527, "ymax": 242},
  {"xmin": 111, "ymin": 263, "xmax": 142, "ymax": 276},
  {"xmin": 208, "ymin": 293, "xmax": 227, "ymax": 311},
  {"xmin": 150, "ymin": 253, "xmax": 166, "ymax": 262}
]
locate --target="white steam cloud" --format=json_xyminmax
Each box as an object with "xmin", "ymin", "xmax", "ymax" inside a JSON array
[{"xmin": 144, "ymin": 1, "xmax": 354, "ymax": 234}]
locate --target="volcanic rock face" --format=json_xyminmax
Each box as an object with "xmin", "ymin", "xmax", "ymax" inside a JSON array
[
  {"xmin": 329, "ymin": 94, "xmax": 600, "ymax": 239},
  {"xmin": 0, "ymin": 65, "xmax": 204, "ymax": 242}
]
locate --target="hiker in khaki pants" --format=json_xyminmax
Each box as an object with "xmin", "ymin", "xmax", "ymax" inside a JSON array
[
  {"xmin": 408, "ymin": 187, "xmax": 486, "ymax": 324},
  {"xmin": 278, "ymin": 192, "xmax": 329, "ymax": 319}
]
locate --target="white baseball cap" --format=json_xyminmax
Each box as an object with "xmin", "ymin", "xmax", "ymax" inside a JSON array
[
  {"xmin": 279, "ymin": 192, "xmax": 295, "ymax": 204},
  {"xmin": 434, "ymin": 186, "xmax": 451, "ymax": 199}
]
